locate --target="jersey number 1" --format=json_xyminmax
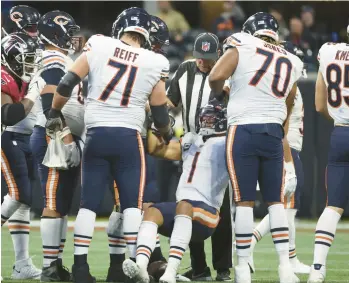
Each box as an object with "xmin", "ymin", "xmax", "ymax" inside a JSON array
[
  {"xmin": 98, "ymin": 59, "xmax": 138, "ymax": 106},
  {"xmin": 249, "ymin": 48, "xmax": 292, "ymax": 98}
]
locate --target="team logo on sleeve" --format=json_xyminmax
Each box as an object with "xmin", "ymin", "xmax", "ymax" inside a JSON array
[
  {"xmin": 1, "ymin": 78, "xmax": 6, "ymax": 85},
  {"xmin": 53, "ymin": 15, "xmax": 70, "ymax": 25},
  {"xmin": 10, "ymin": 11, "xmax": 23, "ymax": 23},
  {"xmin": 202, "ymin": 42, "xmax": 210, "ymax": 52}
]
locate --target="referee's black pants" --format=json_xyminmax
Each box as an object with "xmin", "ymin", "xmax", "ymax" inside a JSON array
[{"xmin": 189, "ymin": 187, "xmax": 232, "ymax": 272}]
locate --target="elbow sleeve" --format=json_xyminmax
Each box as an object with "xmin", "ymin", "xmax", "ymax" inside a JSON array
[
  {"xmin": 150, "ymin": 104, "xmax": 170, "ymax": 128},
  {"xmin": 41, "ymin": 93, "xmax": 54, "ymax": 118},
  {"xmin": 56, "ymin": 71, "xmax": 81, "ymax": 98},
  {"xmin": 1, "ymin": 103, "xmax": 26, "ymax": 126}
]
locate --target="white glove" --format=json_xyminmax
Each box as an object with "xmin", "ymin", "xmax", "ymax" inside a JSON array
[
  {"xmin": 59, "ymin": 127, "xmax": 81, "ymax": 167},
  {"xmin": 283, "ymin": 161, "xmax": 297, "ymax": 198}
]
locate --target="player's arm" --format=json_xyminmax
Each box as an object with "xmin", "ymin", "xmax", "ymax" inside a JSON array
[
  {"xmin": 147, "ymin": 130, "xmax": 181, "ymax": 161},
  {"xmin": 315, "ymin": 70, "xmax": 333, "ymax": 121},
  {"xmin": 149, "ymin": 79, "xmax": 173, "ymax": 144},
  {"xmin": 209, "ymin": 48, "xmax": 239, "ymax": 100}
]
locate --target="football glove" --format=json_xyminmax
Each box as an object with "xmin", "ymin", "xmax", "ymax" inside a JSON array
[
  {"xmin": 283, "ymin": 161, "xmax": 297, "ymax": 198},
  {"xmin": 58, "ymin": 127, "xmax": 81, "ymax": 167},
  {"xmin": 45, "ymin": 109, "xmax": 64, "ymax": 138}
]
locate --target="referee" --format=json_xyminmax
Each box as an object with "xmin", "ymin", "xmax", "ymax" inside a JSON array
[{"xmin": 167, "ymin": 32, "xmax": 232, "ymax": 281}]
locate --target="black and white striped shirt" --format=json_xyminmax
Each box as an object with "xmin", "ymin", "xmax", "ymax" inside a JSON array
[{"xmin": 167, "ymin": 59, "xmax": 214, "ymax": 133}]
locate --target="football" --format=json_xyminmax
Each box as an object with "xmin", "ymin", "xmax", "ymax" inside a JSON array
[{"xmin": 147, "ymin": 260, "xmax": 167, "ymax": 282}]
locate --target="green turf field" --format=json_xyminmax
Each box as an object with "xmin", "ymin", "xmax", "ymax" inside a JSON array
[{"xmin": 1, "ymin": 226, "xmax": 348, "ymax": 283}]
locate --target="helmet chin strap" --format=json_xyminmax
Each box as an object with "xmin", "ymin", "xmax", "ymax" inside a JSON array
[{"xmin": 40, "ymin": 34, "xmax": 74, "ymax": 54}]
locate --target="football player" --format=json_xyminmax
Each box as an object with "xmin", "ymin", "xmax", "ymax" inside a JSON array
[
  {"xmin": 1, "ymin": 32, "xmax": 42, "ymax": 280},
  {"xmin": 105, "ymin": 14, "xmax": 170, "ymax": 283},
  {"xmin": 45, "ymin": 7, "xmax": 172, "ymax": 283},
  {"xmin": 249, "ymin": 42, "xmax": 310, "ymax": 274},
  {"xmin": 123, "ymin": 103, "xmax": 229, "ymax": 283},
  {"xmin": 29, "ymin": 10, "xmax": 84, "ymax": 282},
  {"xmin": 209, "ymin": 12, "xmax": 304, "ymax": 283},
  {"xmin": 1, "ymin": 5, "xmax": 40, "ymax": 39},
  {"xmin": 307, "ymin": 25, "xmax": 349, "ymax": 283}
]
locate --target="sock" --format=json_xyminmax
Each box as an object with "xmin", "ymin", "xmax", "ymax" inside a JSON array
[
  {"xmin": 1, "ymin": 194, "xmax": 21, "ymax": 226},
  {"xmin": 74, "ymin": 208, "xmax": 96, "ymax": 258},
  {"xmin": 41, "ymin": 217, "xmax": 62, "ymax": 267},
  {"xmin": 58, "ymin": 215, "xmax": 68, "ymax": 259},
  {"xmin": 136, "ymin": 221, "xmax": 158, "ymax": 270},
  {"xmin": 235, "ymin": 206, "xmax": 253, "ymax": 265},
  {"xmin": 286, "ymin": 209, "xmax": 297, "ymax": 261},
  {"xmin": 150, "ymin": 234, "xmax": 166, "ymax": 263},
  {"xmin": 313, "ymin": 207, "xmax": 341, "ymax": 266},
  {"xmin": 8, "ymin": 204, "xmax": 30, "ymax": 262},
  {"xmin": 251, "ymin": 213, "xmax": 270, "ymax": 250},
  {"xmin": 123, "ymin": 208, "xmax": 142, "ymax": 259},
  {"xmin": 107, "ymin": 211, "xmax": 126, "ymax": 265},
  {"xmin": 268, "ymin": 204, "xmax": 289, "ymax": 266},
  {"xmin": 166, "ymin": 215, "xmax": 192, "ymax": 277}
]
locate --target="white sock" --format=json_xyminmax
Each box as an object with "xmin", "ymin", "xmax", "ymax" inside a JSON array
[
  {"xmin": 8, "ymin": 204, "xmax": 30, "ymax": 262},
  {"xmin": 313, "ymin": 207, "xmax": 341, "ymax": 266},
  {"xmin": 1, "ymin": 194, "xmax": 21, "ymax": 226},
  {"xmin": 251, "ymin": 213, "xmax": 270, "ymax": 250},
  {"xmin": 286, "ymin": 209, "xmax": 297, "ymax": 261},
  {"xmin": 107, "ymin": 212, "xmax": 126, "ymax": 256},
  {"xmin": 235, "ymin": 206, "xmax": 253, "ymax": 265},
  {"xmin": 268, "ymin": 204, "xmax": 289, "ymax": 266},
  {"xmin": 74, "ymin": 208, "xmax": 96, "ymax": 255},
  {"xmin": 136, "ymin": 221, "xmax": 158, "ymax": 270},
  {"xmin": 41, "ymin": 217, "xmax": 62, "ymax": 267},
  {"xmin": 165, "ymin": 215, "xmax": 192, "ymax": 277},
  {"xmin": 123, "ymin": 208, "xmax": 142, "ymax": 259},
  {"xmin": 58, "ymin": 215, "xmax": 68, "ymax": 259}
]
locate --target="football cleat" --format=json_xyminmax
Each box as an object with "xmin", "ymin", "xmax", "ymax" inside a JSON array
[
  {"xmin": 290, "ymin": 258, "xmax": 311, "ymax": 274},
  {"xmin": 72, "ymin": 262, "xmax": 96, "ymax": 283},
  {"xmin": 307, "ymin": 264, "xmax": 326, "ymax": 283},
  {"xmin": 181, "ymin": 267, "xmax": 213, "ymax": 281},
  {"xmin": 122, "ymin": 259, "xmax": 149, "ymax": 283},
  {"xmin": 11, "ymin": 258, "xmax": 41, "ymax": 280},
  {"xmin": 234, "ymin": 264, "xmax": 251, "ymax": 283},
  {"xmin": 106, "ymin": 263, "xmax": 127, "ymax": 282},
  {"xmin": 278, "ymin": 264, "xmax": 300, "ymax": 283},
  {"xmin": 216, "ymin": 270, "xmax": 231, "ymax": 281},
  {"xmin": 159, "ymin": 272, "xmax": 176, "ymax": 283}
]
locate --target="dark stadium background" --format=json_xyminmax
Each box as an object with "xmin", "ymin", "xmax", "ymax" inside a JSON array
[{"xmin": 1, "ymin": 1, "xmax": 349, "ymax": 218}]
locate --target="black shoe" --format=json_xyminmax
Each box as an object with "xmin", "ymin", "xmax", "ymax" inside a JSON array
[
  {"xmin": 72, "ymin": 263, "xmax": 96, "ymax": 283},
  {"xmin": 106, "ymin": 263, "xmax": 127, "ymax": 282},
  {"xmin": 57, "ymin": 259, "xmax": 72, "ymax": 282},
  {"xmin": 216, "ymin": 270, "xmax": 231, "ymax": 281},
  {"xmin": 182, "ymin": 267, "xmax": 213, "ymax": 281},
  {"xmin": 40, "ymin": 261, "xmax": 61, "ymax": 282}
]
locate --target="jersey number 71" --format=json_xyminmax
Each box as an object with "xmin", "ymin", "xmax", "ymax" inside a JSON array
[
  {"xmin": 98, "ymin": 59, "xmax": 138, "ymax": 106},
  {"xmin": 249, "ymin": 48, "xmax": 292, "ymax": 98}
]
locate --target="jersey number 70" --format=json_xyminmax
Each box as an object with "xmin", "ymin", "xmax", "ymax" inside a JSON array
[
  {"xmin": 249, "ymin": 48, "xmax": 292, "ymax": 98},
  {"xmin": 98, "ymin": 59, "xmax": 138, "ymax": 106}
]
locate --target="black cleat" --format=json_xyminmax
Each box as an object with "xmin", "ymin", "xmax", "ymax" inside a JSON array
[
  {"xmin": 106, "ymin": 263, "xmax": 127, "ymax": 282},
  {"xmin": 57, "ymin": 259, "xmax": 72, "ymax": 282},
  {"xmin": 72, "ymin": 263, "xmax": 96, "ymax": 283},
  {"xmin": 216, "ymin": 269, "xmax": 231, "ymax": 281},
  {"xmin": 40, "ymin": 261, "xmax": 61, "ymax": 282},
  {"xmin": 182, "ymin": 266, "xmax": 213, "ymax": 281}
]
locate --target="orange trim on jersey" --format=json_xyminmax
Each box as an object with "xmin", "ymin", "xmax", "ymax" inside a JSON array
[
  {"xmin": 43, "ymin": 57, "xmax": 66, "ymax": 66},
  {"xmin": 137, "ymin": 132, "xmax": 146, "ymax": 209},
  {"xmin": 113, "ymin": 181, "xmax": 120, "ymax": 206},
  {"xmin": 192, "ymin": 207, "xmax": 220, "ymax": 229},
  {"xmin": 45, "ymin": 168, "xmax": 59, "ymax": 211},
  {"xmin": 226, "ymin": 126, "xmax": 241, "ymax": 202},
  {"xmin": 1, "ymin": 150, "xmax": 19, "ymax": 201}
]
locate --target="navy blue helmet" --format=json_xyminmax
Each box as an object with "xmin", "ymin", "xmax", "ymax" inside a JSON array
[
  {"xmin": 38, "ymin": 10, "xmax": 81, "ymax": 53},
  {"xmin": 198, "ymin": 103, "xmax": 227, "ymax": 136},
  {"xmin": 2, "ymin": 5, "xmax": 41, "ymax": 39},
  {"xmin": 111, "ymin": 7, "xmax": 151, "ymax": 47},
  {"xmin": 242, "ymin": 12, "xmax": 279, "ymax": 42},
  {"xmin": 149, "ymin": 15, "xmax": 169, "ymax": 54}
]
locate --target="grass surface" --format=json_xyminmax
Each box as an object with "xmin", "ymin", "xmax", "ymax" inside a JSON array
[{"xmin": 1, "ymin": 224, "xmax": 349, "ymax": 282}]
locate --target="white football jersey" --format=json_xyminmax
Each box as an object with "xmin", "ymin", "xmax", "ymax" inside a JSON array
[
  {"xmin": 84, "ymin": 35, "xmax": 169, "ymax": 132},
  {"xmin": 226, "ymin": 33, "xmax": 304, "ymax": 126},
  {"xmin": 318, "ymin": 42, "xmax": 349, "ymax": 125},
  {"xmin": 33, "ymin": 50, "xmax": 85, "ymax": 138},
  {"xmin": 176, "ymin": 133, "xmax": 229, "ymax": 210},
  {"xmin": 287, "ymin": 88, "xmax": 303, "ymax": 151}
]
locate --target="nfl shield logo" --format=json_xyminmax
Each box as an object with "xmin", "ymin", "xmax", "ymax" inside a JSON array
[{"xmin": 202, "ymin": 42, "xmax": 210, "ymax": 52}]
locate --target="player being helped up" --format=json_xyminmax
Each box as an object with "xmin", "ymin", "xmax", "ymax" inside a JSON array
[{"xmin": 123, "ymin": 103, "xmax": 230, "ymax": 283}]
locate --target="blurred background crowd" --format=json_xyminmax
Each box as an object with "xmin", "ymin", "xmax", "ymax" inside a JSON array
[{"xmin": 1, "ymin": 0, "xmax": 349, "ymax": 219}]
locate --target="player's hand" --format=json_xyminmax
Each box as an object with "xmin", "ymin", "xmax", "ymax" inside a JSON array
[
  {"xmin": 63, "ymin": 142, "xmax": 81, "ymax": 167},
  {"xmin": 45, "ymin": 109, "xmax": 64, "ymax": 138},
  {"xmin": 283, "ymin": 162, "xmax": 297, "ymax": 198},
  {"xmin": 162, "ymin": 127, "xmax": 174, "ymax": 145}
]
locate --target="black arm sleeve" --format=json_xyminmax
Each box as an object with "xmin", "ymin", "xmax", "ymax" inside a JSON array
[
  {"xmin": 150, "ymin": 104, "xmax": 170, "ymax": 128},
  {"xmin": 1, "ymin": 103, "xmax": 25, "ymax": 126},
  {"xmin": 41, "ymin": 93, "xmax": 54, "ymax": 118},
  {"xmin": 166, "ymin": 62, "xmax": 187, "ymax": 107},
  {"xmin": 56, "ymin": 71, "xmax": 82, "ymax": 98}
]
